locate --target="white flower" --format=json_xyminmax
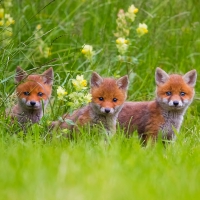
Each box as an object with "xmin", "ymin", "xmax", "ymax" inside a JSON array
[{"xmin": 5, "ymin": 14, "xmax": 10, "ymax": 19}]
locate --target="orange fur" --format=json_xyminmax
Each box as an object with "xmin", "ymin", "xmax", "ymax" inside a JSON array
[
  {"xmin": 51, "ymin": 72, "xmax": 129, "ymax": 135},
  {"xmin": 118, "ymin": 67, "xmax": 197, "ymax": 144},
  {"xmin": 91, "ymin": 78, "xmax": 127, "ymax": 111},
  {"xmin": 10, "ymin": 66, "xmax": 54, "ymax": 124}
]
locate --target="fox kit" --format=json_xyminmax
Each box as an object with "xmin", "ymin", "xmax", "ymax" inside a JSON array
[
  {"xmin": 118, "ymin": 67, "xmax": 197, "ymax": 143},
  {"xmin": 51, "ymin": 72, "xmax": 129, "ymax": 135},
  {"xmin": 10, "ymin": 66, "xmax": 54, "ymax": 124}
]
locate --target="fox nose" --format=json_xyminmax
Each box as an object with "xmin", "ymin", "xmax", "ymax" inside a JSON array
[
  {"xmin": 173, "ymin": 101, "xmax": 179, "ymax": 106},
  {"xmin": 30, "ymin": 101, "xmax": 36, "ymax": 106},
  {"xmin": 105, "ymin": 108, "xmax": 110, "ymax": 113}
]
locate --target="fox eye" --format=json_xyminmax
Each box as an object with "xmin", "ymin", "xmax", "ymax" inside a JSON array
[
  {"xmin": 99, "ymin": 97, "xmax": 104, "ymax": 101},
  {"xmin": 113, "ymin": 98, "xmax": 118, "ymax": 102},
  {"xmin": 24, "ymin": 92, "xmax": 30, "ymax": 96},
  {"xmin": 180, "ymin": 92, "xmax": 185, "ymax": 96},
  {"xmin": 166, "ymin": 91, "xmax": 171, "ymax": 96},
  {"xmin": 38, "ymin": 92, "xmax": 43, "ymax": 97}
]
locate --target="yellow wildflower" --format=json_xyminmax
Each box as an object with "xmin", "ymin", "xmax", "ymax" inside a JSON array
[
  {"xmin": 116, "ymin": 37, "xmax": 129, "ymax": 44},
  {"xmin": 133, "ymin": 8, "xmax": 139, "ymax": 14},
  {"xmin": 0, "ymin": 8, "xmax": 4, "ymax": 19},
  {"xmin": 81, "ymin": 44, "xmax": 95, "ymax": 60},
  {"xmin": 68, "ymin": 92, "xmax": 83, "ymax": 109},
  {"xmin": 84, "ymin": 93, "xmax": 92, "ymax": 103},
  {"xmin": 128, "ymin": 4, "xmax": 139, "ymax": 14},
  {"xmin": 116, "ymin": 37, "xmax": 129, "ymax": 55},
  {"xmin": 126, "ymin": 4, "xmax": 138, "ymax": 22},
  {"xmin": 136, "ymin": 23, "xmax": 148, "ymax": 37},
  {"xmin": 36, "ymin": 24, "xmax": 42, "ymax": 30},
  {"xmin": 72, "ymin": 75, "xmax": 87, "ymax": 91},
  {"xmin": 81, "ymin": 44, "xmax": 92, "ymax": 54},
  {"xmin": 5, "ymin": 17, "xmax": 15, "ymax": 26},
  {"xmin": 81, "ymin": 79, "xmax": 87, "ymax": 87},
  {"xmin": 57, "ymin": 86, "xmax": 67, "ymax": 100}
]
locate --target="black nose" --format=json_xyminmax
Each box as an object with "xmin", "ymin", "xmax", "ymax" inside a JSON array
[
  {"xmin": 173, "ymin": 101, "xmax": 179, "ymax": 106},
  {"xmin": 30, "ymin": 101, "xmax": 36, "ymax": 106},
  {"xmin": 105, "ymin": 108, "xmax": 110, "ymax": 113}
]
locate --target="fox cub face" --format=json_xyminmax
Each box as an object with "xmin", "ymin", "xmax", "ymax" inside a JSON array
[
  {"xmin": 90, "ymin": 72, "xmax": 129, "ymax": 115},
  {"xmin": 155, "ymin": 67, "xmax": 197, "ymax": 111},
  {"xmin": 15, "ymin": 66, "xmax": 54, "ymax": 111}
]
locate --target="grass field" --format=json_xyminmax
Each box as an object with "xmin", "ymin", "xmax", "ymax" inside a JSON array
[{"xmin": 0, "ymin": 0, "xmax": 200, "ymax": 199}]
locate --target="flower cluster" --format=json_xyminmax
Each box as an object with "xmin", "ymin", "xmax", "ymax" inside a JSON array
[
  {"xmin": 67, "ymin": 92, "xmax": 92, "ymax": 110},
  {"xmin": 0, "ymin": 0, "xmax": 15, "ymax": 45},
  {"xmin": 114, "ymin": 4, "xmax": 148, "ymax": 55},
  {"xmin": 57, "ymin": 74, "xmax": 92, "ymax": 111},
  {"xmin": 81, "ymin": 44, "xmax": 95, "ymax": 61},
  {"xmin": 33, "ymin": 24, "xmax": 52, "ymax": 58}
]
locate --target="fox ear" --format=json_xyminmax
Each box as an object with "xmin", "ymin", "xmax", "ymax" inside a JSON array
[
  {"xmin": 42, "ymin": 67, "xmax": 54, "ymax": 85},
  {"xmin": 116, "ymin": 75, "xmax": 129, "ymax": 91},
  {"xmin": 15, "ymin": 66, "xmax": 28, "ymax": 83},
  {"xmin": 91, "ymin": 72, "xmax": 103, "ymax": 87},
  {"xmin": 155, "ymin": 67, "xmax": 169, "ymax": 85},
  {"xmin": 183, "ymin": 69, "xmax": 197, "ymax": 87}
]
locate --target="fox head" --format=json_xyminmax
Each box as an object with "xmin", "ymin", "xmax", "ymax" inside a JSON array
[
  {"xmin": 155, "ymin": 67, "xmax": 197, "ymax": 111},
  {"xmin": 15, "ymin": 66, "xmax": 54, "ymax": 111},
  {"xmin": 90, "ymin": 72, "xmax": 129, "ymax": 116}
]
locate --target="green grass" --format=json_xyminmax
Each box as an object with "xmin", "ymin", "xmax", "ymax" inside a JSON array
[{"xmin": 0, "ymin": 0, "xmax": 200, "ymax": 199}]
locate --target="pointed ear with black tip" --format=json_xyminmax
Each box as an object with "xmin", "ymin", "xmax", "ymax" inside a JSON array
[
  {"xmin": 155, "ymin": 67, "xmax": 169, "ymax": 85},
  {"xmin": 183, "ymin": 69, "xmax": 197, "ymax": 87},
  {"xmin": 116, "ymin": 75, "xmax": 129, "ymax": 91},
  {"xmin": 90, "ymin": 72, "xmax": 103, "ymax": 87},
  {"xmin": 42, "ymin": 67, "xmax": 54, "ymax": 85},
  {"xmin": 15, "ymin": 66, "xmax": 28, "ymax": 84}
]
